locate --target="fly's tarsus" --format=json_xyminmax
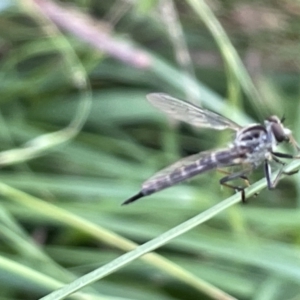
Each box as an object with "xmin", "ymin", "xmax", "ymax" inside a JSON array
[{"xmin": 219, "ymin": 170, "xmax": 251, "ymax": 203}]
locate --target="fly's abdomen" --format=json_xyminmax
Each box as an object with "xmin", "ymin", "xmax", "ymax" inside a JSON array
[
  {"xmin": 123, "ymin": 148, "xmax": 246, "ymax": 205},
  {"xmin": 142, "ymin": 156, "xmax": 219, "ymax": 196}
]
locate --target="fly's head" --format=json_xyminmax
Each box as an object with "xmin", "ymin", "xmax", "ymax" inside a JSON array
[
  {"xmin": 265, "ymin": 115, "xmax": 300, "ymax": 150},
  {"xmin": 266, "ymin": 115, "xmax": 290, "ymax": 143}
]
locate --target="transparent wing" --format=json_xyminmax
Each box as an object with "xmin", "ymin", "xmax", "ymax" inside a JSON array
[
  {"xmin": 147, "ymin": 93, "xmax": 242, "ymax": 131},
  {"xmin": 143, "ymin": 151, "xmax": 214, "ymax": 187},
  {"xmin": 124, "ymin": 151, "xmax": 220, "ymax": 205}
]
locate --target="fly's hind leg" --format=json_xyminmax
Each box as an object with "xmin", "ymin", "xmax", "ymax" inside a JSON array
[{"xmin": 219, "ymin": 170, "xmax": 252, "ymax": 203}]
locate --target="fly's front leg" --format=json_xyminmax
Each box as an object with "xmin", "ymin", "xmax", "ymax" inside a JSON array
[
  {"xmin": 265, "ymin": 160, "xmax": 297, "ymax": 190},
  {"xmin": 265, "ymin": 159, "xmax": 292, "ymax": 189},
  {"xmin": 264, "ymin": 161, "xmax": 275, "ymax": 189},
  {"xmin": 219, "ymin": 170, "xmax": 252, "ymax": 203},
  {"xmin": 272, "ymin": 152, "xmax": 295, "ymax": 159},
  {"xmin": 272, "ymin": 155, "xmax": 299, "ymax": 176},
  {"xmin": 283, "ymin": 170, "xmax": 299, "ymax": 176},
  {"xmin": 272, "ymin": 152, "xmax": 300, "ymax": 171},
  {"xmin": 267, "ymin": 154, "xmax": 299, "ymax": 190}
]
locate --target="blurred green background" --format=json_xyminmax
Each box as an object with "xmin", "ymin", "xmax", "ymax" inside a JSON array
[{"xmin": 1, "ymin": 1, "xmax": 300, "ymax": 299}]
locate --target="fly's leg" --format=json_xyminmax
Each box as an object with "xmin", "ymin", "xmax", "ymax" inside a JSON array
[
  {"xmin": 219, "ymin": 170, "xmax": 252, "ymax": 203},
  {"xmin": 272, "ymin": 152, "xmax": 295, "ymax": 159},
  {"xmin": 272, "ymin": 155, "xmax": 299, "ymax": 176},
  {"xmin": 271, "ymin": 151, "xmax": 300, "ymax": 160},
  {"xmin": 265, "ymin": 161, "xmax": 289, "ymax": 189},
  {"xmin": 289, "ymin": 135, "xmax": 300, "ymax": 151},
  {"xmin": 266, "ymin": 155, "xmax": 299, "ymax": 190},
  {"xmin": 217, "ymin": 169, "xmax": 250, "ymax": 182},
  {"xmin": 283, "ymin": 170, "xmax": 299, "ymax": 176},
  {"xmin": 264, "ymin": 161, "xmax": 274, "ymax": 189},
  {"xmin": 272, "ymin": 152, "xmax": 300, "ymax": 171}
]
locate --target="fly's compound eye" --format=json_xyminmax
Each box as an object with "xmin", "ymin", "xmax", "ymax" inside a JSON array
[
  {"xmin": 267, "ymin": 115, "xmax": 290, "ymax": 143},
  {"xmin": 271, "ymin": 122, "xmax": 290, "ymax": 143}
]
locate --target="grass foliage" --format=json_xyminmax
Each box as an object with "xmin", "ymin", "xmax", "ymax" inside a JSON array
[{"xmin": 1, "ymin": 1, "xmax": 300, "ymax": 299}]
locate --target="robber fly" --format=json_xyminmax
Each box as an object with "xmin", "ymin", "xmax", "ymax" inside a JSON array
[{"xmin": 122, "ymin": 93, "xmax": 300, "ymax": 205}]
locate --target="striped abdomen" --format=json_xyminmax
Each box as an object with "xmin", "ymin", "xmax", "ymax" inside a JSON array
[{"xmin": 142, "ymin": 148, "xmax": 246, "ymax": 196}]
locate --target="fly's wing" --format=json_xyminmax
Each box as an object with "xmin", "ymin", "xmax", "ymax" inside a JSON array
[
  {"xmin": 147, "ymin": 93, "xmax": 242, "ymax": 131},
  {"xmin": 145, "ymin": 153, "xmax": 205, "ymax": 182}
]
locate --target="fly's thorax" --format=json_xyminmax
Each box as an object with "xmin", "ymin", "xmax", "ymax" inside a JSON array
[
  {"xmin": 235, "ymin": 124, "xmax": 270, "ymax": 150},
  {"xmin": 233, "ymin": 124, "xmax": 272, "ymax": 165}
]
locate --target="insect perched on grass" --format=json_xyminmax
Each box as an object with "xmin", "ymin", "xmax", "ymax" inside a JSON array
[{"xmin": 123, "ymin": 93, "xmax": 300, "ymax": 205}]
